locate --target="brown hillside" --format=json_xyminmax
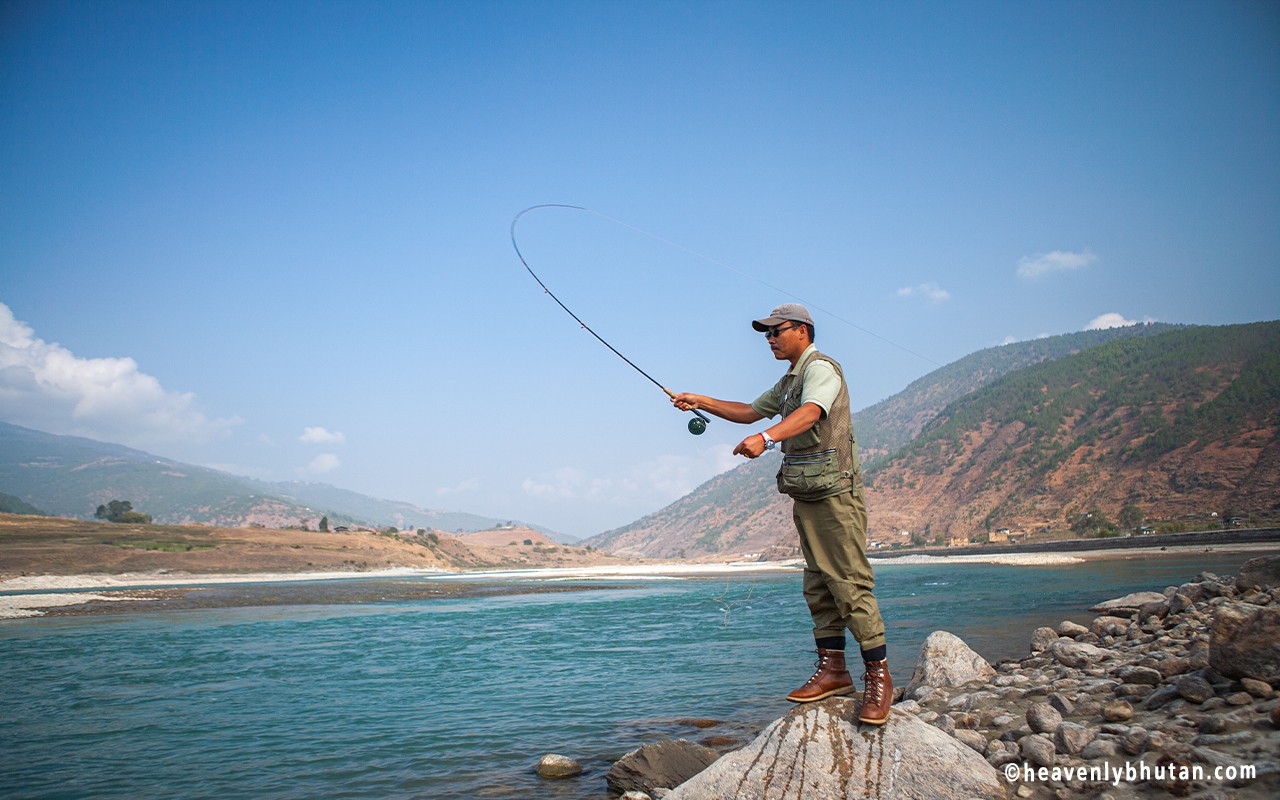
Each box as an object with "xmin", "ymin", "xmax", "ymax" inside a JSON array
[
  {"xmin": 0, "ymin": 515, "xmax": 635, "ymax": 577},
  {"xmin": 450, "ymin": 527, "xmax": 554, "ymax": 547}
]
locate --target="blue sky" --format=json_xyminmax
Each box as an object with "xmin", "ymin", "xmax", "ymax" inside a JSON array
[{"xmin": 2, "ymin": 1, "xmax": 1277, "ymax": 539}]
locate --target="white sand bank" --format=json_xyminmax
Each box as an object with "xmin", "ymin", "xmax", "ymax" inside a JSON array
[
  {"xmin": 0, "ymin": 566, "xmax": 448, "ymax": 593},
  {"xmin": 0, "ymin": 592, "xmax": 155, "ymax": 619},
  {"xmin": 870, "ymin": 552, "xmax": 1086, "ymax": 566}
]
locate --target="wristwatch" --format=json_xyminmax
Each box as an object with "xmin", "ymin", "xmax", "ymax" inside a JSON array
[{"xmin": 761, "ymin": 432, "xmax": 777, "ymax": 450}]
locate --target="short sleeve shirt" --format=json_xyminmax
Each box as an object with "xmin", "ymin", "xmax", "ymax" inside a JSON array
[{"xmin": 750, "ymin": 345, "xmax": 840, "ymax": 420}]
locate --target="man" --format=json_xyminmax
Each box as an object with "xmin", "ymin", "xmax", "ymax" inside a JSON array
[{"xmin": 672, "ymin": 303, "xmax": 891, "ymax": 725}]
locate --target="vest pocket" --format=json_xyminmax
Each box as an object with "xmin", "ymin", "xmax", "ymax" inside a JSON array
[{"xmin": 777, "ymin": 449, "xmax": 846, "ymax": 500}]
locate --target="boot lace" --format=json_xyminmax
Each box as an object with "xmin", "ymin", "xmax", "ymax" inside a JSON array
[
  {"xmin": 862, "ymin": 664, "xmax": 886, "ymax": 705},
  {"xmin": 802, "ymin": 651, "xmax": 830, "ymax": 685}
]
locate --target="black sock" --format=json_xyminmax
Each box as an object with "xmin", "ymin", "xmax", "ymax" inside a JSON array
[
  {"xmin": 861, "ymin": 644, "xmax": 887, "ymax": 663},
  {"xmin": 815, "ymin": 635, "xmax": 846, "ymax": 651}
]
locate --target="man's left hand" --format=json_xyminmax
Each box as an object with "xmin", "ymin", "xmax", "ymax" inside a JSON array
[{"xmin": 733, "ymin": 434, "xmax": 766, "ymax": 459}]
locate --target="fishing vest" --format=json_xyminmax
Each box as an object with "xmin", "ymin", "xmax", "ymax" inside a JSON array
[{"xmin": 775, "ymin": 349, "xmax": 863, "ymax": 501}]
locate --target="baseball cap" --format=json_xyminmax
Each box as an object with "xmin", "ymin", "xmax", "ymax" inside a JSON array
[{"xmin": 751, "ymin": 303, "xmax": 814, "ymax": 332}]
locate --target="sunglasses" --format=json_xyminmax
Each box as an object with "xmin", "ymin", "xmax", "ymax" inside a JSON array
[{"xmin": 764, "ymin": 323, "xmax": 802, "ymax": 339}]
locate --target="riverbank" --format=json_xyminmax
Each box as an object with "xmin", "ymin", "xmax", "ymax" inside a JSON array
[{"xmin": 5, "ymin": 542, "xmax": 1278, "ymax": 620}]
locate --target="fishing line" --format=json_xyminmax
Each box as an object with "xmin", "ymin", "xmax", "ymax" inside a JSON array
[
  {"xmin": 514, "ymin": 204, "xmax": 943, "ymax": 369},
  {"xmin": 511, "ymin": 204, "xmax": 712, "ymax": 435},
  {"xmin": 510, "ymin": 203, "xmax": 944, "ymax": 435}
]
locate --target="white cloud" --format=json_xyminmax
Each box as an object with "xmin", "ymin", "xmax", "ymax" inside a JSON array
[
  {"xmin": 521, "ymin": 466, "xmax": 599, "ymax": 499},
  {"xmin": 1017, "ymin": 249, "xmax": 1097, "ymax": 278},
  {"xmin": 0, "ymin": 301, "xmax": 239, "ymax": 446},
  {"xmin": 998, "ymin": 332, "xmax": 1052, "ymax": 346},
  {"xmin": 896, "ymin": 282, "xmax": 952, "ymax": 303},
  {"xmin": 299, "ymin": 426, "xmax": 345, "ymax": 445},
  {"xmin": 436, "ymin": 477, "xmax": 480, "ymax": 496},
  {"xmin": 1084, "ymin": 312, "xmax": 1155, "ymax": 331},
  {"xmin": 302, "ymin": 453, "xmax": 341, "ymax": 474}
]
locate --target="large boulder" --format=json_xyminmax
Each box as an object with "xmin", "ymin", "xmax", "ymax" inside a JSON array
[
  {"xmin": 1236, "ymin": 555, "xmax": 1280, "ymax": 592},
  {"xmin": 1210, "ymin": 602, "xmax": 1280, "ymax": 682},
  {"xmin": 904, "ymin": 631, "xmax": 996, "ymax": 699},
  {"xmin": 1045, "ymin": 639, "xmax": 1113, "ymax": 669},
  {"xmin": 605, "ymin": 738, "xmax": 720, "ymax": 796},
  {"xmin": 1089, "ymin": 591, "xmax": 1166, "ymax": 615},
  {"xmin": 665, "ymin": 698, "xmax": 1007, "ymax": 799}
]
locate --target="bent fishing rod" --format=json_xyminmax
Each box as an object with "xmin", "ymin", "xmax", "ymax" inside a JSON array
[{"xmin": 511, "ymin": 204, "xmax": 712, "ymax": 435}]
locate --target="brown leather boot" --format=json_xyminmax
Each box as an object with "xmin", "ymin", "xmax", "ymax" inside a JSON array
[
  {"xmin": 786, "ymin": 648, "xmax": 856, "ymax": 703},
  {"xmin": 858, "ymin": 659, "xmax": 893, "ymax": 724}
]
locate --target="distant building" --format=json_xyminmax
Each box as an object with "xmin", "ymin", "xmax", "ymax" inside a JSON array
[{"xmin": 989, "ymin": 528, "xmax": 1011, "ymax": 543}]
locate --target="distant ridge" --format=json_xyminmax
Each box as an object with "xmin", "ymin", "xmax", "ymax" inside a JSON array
[
  {"xmin": 0, "ymin": 421, "xmax": 569, "ymax": 541},
  {"xmin": 586, "ymin": 321, "xmax": 1277, "ymax": 559}
]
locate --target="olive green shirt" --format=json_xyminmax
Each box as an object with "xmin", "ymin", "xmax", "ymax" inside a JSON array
[{"xmin": 750, "ymin": 344, "xmax": 840, "ymax": 420}]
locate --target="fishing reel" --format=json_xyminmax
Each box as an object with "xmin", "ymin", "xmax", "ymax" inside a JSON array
[{"xmin": 687, "ymin": 411, "xmax": 709, "ymax": 435}]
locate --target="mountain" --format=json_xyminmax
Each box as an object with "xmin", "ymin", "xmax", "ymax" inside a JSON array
[
  {"xmin": 0, "ymin": 422, "xmax": 568, "ymax": 539},
  {"xmin": 868, "ymin": 320, "xmax": 1280, "ymax": 543},
  {"xmin": 586, "ymin": 322, "xmax": 1274, "ymax": 558}
]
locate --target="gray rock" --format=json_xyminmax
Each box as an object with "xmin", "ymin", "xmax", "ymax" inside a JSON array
[
  {"xmin": 1081, "ymin": 738, "xmax": 1121, "ymax": 759},
  {"xmin": 1091, "ymin": 615, "xmax": 1130, "ymax": 637},
  {"xmin": 1046, "ymin": 639, "xmax": 1112, "ymax": 669},
  {"xmin": 1142, "ymin": 684, "xmax": 1180, "ymax": 711},
  {"xmin": 1237, "ymin": 555, "xmax": 1280, "ymax": 592},
  {"xmin": 1048, "ymin": 692, "xmax": 1075, "ymax": 717},
  {"xmin": 1121, "ymin": 727, "xmax": 1149, "ymax": 755},
  {"xmin": 1018, "ymin": 733, "xmax": 1056, "ymax": 767},
  {"xmin": 1090, "ymin": 591, "xmax": 1167, "ymax": 615},
  {"xmin": 621, "ymin": 792, "xmax": 653, "ymax": 800},
  {"xmin": 1030, "ymin": 626, "xmax": 1059, "ymax": 653},
  {"xmin": 1114, "ymin": 683, "xmax": 1154, "ymax": 699},
  {"xmin": 606, "ymin": 739, "xmax": 719, "ymax": 796},
  {"xmin": 1113, "ymin": 665, "xmax": 1163, "ymax": 685},
  {"xmin": 954, "ymin": 728, "xmax": 987, "ymax": 753},
  {"xmin": 1154, "ymin": 655, "xmax": 1192, "ymax": 678},
  {"xmin": 1241, "ymin": 677, "xmax": 1274, "ymax": 698},
  {"xmin": 1172, "ymin": 670, "xmax": 1213, "ymax": 701},
  {"xmin": 536, "ymin": 753, "xmax": 583, "ymax": 779},
  {"xmin": 905, "ymin": 631, "xmax": 996, "ymax": 697},
  {"xmin": 1167, "ymin": 592, "xmax": 1198, "ymax": 616},
  {"xmin": 1057, "ymin": 620, "xmax": 1090, "ymax": 637},
  {"xmin": 1210, "ymin": 602, "xmax": 1280, "ymax": 682},
  {"xmin": 1103, "ymin": 700, "xmax": 1134, "ymax": 722},
  {"xmin": 664, "ymin": 698, "xmax": 1007, "ymax": 800},
  {"xmin": 1026, "ymin": 702, "xmax": 1063, "ymax": 734},
  {"xmin": 1225, "ymin": 691, "xmax": 1253, "ymax": 706},
  {"xmin": 1137, "ymin": 600, "xmax": 1168, "ymax": 623},
  {"xmin": 1053, "ymin": 722, "xmax": 1094, "ymax": 755}
]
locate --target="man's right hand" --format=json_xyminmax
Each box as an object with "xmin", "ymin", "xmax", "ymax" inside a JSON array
[{"xmin": 671, "ymin": 392, "xmax": 704, "ymax": 412}]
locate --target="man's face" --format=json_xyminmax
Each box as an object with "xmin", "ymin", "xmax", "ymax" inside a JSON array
[{"xmin": 764, "ymin": 321, "xmax": 808, "ymax": 361}]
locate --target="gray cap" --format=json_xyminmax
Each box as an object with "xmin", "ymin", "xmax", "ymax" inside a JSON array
[{"xmin": 752, "ymin": 303, "xmax": 814, "ymax": 332}]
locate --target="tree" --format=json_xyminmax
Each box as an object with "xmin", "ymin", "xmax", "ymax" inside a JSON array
[
  {"xmin": 1118, "ymin": 504, "xmax": 1144, "ymax": 531},
  {"xmin": 94, "ymin": 499, "xmax": 151, "ymax": 524},
  {"xmin": 319, "ymin": 515, "xmax": 330, "ymax": 533}
]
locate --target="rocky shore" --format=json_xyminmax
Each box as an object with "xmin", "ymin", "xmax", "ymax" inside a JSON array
[{"xmin": 554, "ymin": 555, "xmax": 1280, "ymax": 798}]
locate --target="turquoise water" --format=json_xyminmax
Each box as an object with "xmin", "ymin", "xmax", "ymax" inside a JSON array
[{"xmin": 2, "ymin": 550, "xmax": 1271, "ymax": 799}]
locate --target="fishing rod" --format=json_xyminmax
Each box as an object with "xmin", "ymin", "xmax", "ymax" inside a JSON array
[{"xmin": 511, "ymin": 204, "xmax": 712, "ymax": 435}]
